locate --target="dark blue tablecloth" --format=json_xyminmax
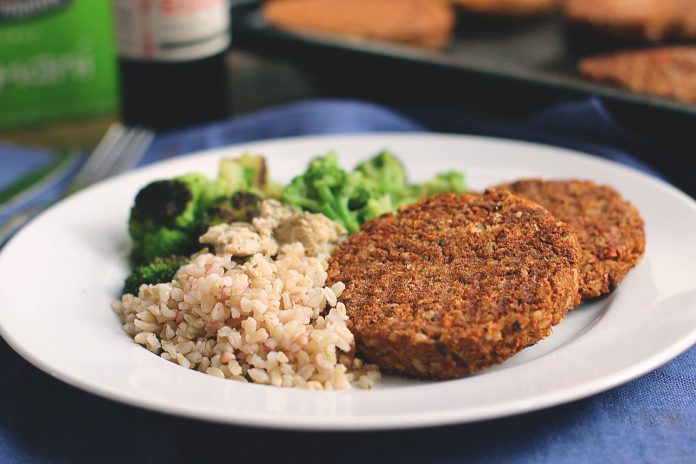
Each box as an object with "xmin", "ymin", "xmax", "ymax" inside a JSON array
[{"xmin": 0, "ymin": 99, "xmax": 694, "ymax": 463}]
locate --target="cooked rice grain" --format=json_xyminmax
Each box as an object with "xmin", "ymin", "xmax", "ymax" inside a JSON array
[{"xmin": 112, "ymin": 243, "xmax": 379, "ymax": 389}]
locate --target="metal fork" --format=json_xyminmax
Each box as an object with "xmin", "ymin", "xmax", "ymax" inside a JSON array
[{"xmin": 0, "ymin": 123, "xmax": 154, "ymax": 247}]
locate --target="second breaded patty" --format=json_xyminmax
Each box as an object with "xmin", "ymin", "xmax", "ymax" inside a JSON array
[
  {"xmin": 328, "ymin": 191, "xmax": 581, "ymax": 380},
  {"xmin": 494, "ymin": 179, "xmax": 645, "ymax": 299},
  {"xmin": 262, "ymin": 0, "xmax": 455, "ymax": 49}
]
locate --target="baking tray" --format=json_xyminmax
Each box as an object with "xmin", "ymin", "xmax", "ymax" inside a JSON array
[{"xmin": 231, "ymin": 1, "xmax": 696, "ymax": 118}]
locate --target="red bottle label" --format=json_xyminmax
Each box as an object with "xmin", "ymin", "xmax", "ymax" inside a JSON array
[{"xmin": 113, "ymin": 0, "xmax": 230, "ymax": 61}]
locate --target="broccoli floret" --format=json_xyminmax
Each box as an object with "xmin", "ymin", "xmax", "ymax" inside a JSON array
[
  {"xmin": 263, "ymin": 180, "xmax": 283, "ymax": 199},
  {"xmin": 355, "ymin": 151, "xmax": 465, "ymax": 208},
  {"xmin": 200, "ymin": 179, "xmax": 229, "ymax": 212},
  {"xmin": 392, "ymin": 186, "xmax": 422, "ymax": 209},
  {"xmin": 218, "ymin": 154, "xmax": 276, "ymax": 196},
  {"xmin": 128, "ymin": 172, "xmax": 226, "ymax": 264},
  {"xmin": 360, "ymin": 194, "xmax": 394, "ymax": 222},
  {"xmin": 238, "ymin": 154, "xmax": 267, "ymax": 190},
  {"xmin": 282, "ymin": 151, "xmax": 467, "ymax": 234},
  {"xmin": 355, "ymin": 151, "xmax": 407, "ymax": 202},
  {"xmin": 199, "ymin": 192, "xmax": 263, "ymax": 233},
  {"xmin": 122, "ymin": 256, "xmax": 189, "ymax": 296},
  {"xmin": 129, "ymin": 228, "xmax": 194, "ymax": 266},
  {"xmin": 129, "ymin": 178, "xmax": 196, "ymax": 232},
  {"xmin": 219, "ymin": 158, "xmax": 248, "ymax": 194},
  {"xmin": 419, "ymin": 171, "xmax": 466, "ymax": 196},
  {"xmin": 282, "ymin": 152, "xmax": 380, "ymax": 234},
  {"xmin": 394, "ymin": 172, "xmax": 467, "ymax": 208}
]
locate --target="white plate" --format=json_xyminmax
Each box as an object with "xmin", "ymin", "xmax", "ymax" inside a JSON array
[{"xmin": 1, "ymin": 133, "xmax": 695, "ymax": 431}]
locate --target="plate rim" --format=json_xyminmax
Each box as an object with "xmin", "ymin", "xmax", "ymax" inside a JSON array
[{"xmin": 1, "ymin": 131, "xmax": 695, "ymax": 431}]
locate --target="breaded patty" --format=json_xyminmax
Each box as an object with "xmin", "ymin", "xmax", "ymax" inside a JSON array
[
  {"xmin": 494, "ymin": 180, "xmax": 645, "ymax": 299},
  {"xmin": 453, "ymin": 0, "xmax": 559, "ymax": 17},
  {"xmin": 327, "ymin": 191, "xmax": 581, "ymax": 380},
  {"xmin": 262, "ymin": 0, "xmax": 455, "ymax": 49},
  {"xmin": 579, "ymin": 47, "xmax": 696, "ymax": 104},
  {"xmin": 564, "ymin": 0, "xmax": 696, "ymax": 44}
]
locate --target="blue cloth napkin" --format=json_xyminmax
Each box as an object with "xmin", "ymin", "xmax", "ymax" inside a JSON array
[{"xmin": 0, "ymin": 99, "xmax": 694, "ymax": 464}]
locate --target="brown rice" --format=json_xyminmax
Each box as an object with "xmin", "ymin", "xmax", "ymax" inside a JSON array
[{"xmin": 112, "ymin": 243, "xmax": 380, "ymax": 389}]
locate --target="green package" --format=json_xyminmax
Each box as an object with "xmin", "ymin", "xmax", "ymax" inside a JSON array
[{"xmin": 0, "ymin": 0, "xmax": 118, "ymax": 130}]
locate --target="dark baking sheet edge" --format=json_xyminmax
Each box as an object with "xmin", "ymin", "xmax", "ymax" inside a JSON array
[{"xmin": 232, "ymin": 4, "xmax": 696, "ymax": 118}]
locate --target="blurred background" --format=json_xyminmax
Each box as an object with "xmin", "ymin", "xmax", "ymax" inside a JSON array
[{"xmin": 1, "ymin": 0, "xmax": 695, "ymax": 208}]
